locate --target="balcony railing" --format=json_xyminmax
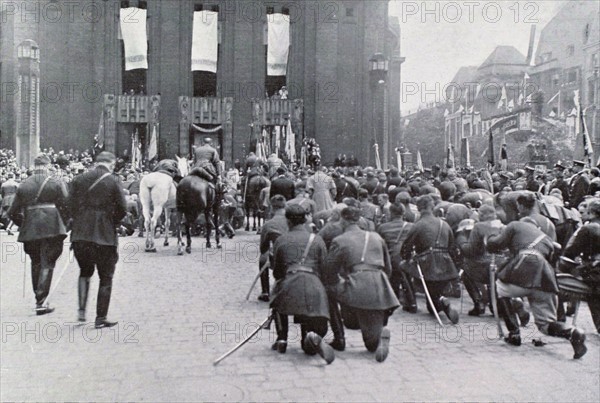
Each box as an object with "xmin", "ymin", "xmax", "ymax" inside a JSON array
[{"xmin": 252, "ymin": 98, "xmax": 303, "ymax": 126}]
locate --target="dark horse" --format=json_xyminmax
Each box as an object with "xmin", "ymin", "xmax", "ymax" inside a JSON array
[
  {"xmin": 244, "ymin": 173, "xmax": 269, "ymax": 232},
  {"xmin": 175, "ymin": 175, "xmax": 221, "ymax": 255}
]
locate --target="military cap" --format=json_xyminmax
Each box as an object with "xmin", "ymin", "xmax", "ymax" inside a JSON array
[
  {"xmin": 33, "ymin": 154, "xmax": 51, "ymax": 166},
  {"xmin": 424, "ymin": 168, "xmax": 432, "ymax": 173},
  {"xmin": 276, "ymin": 166, "xmax": 286, "ymax": 174},
  {"xmin": 285, "ymin": 204, "xmax": 307, "ymax": 220},
  {"xmin": 524, "ymin": 165, "xmax": 535, "ymax": 172},
  {"xmin": 500, "ymin": 172, "xmax": 510, "ymax": 180},
  {"xmin": 341, "ymin": 206, "xmax": 361, "ymax": 222},
  {"xmin": 573, "ymin": 160, "xmax": 585, "ymax": 167},
  {"xmin": 342, "ymin": 197, "xmax": 360, "ymax": 208},
  {"xmin": 96, "ymin": 151, "xmax": 116, "ymax": 163},
  {"xmin": 554, "ymin": 162, "xmax": 566, "ymax": 170}
]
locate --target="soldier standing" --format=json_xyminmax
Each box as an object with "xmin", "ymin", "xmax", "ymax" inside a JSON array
[
  {"xmin": 8, "ymin": 154, "xmax": 69, "ymax": 315},
  {"xmin": 569, "ymin": 160, "xmax": 590, "ymax": 209},
  {"xmin": 69, "ymin": 152, "xmax": 127, "ymax": 328}
]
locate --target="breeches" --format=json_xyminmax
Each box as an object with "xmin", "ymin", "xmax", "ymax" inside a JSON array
[
  {"xmin": 341, "ymin": 306, "xmax": 386, "ymax": 352},
  {"xmin": 497, "ymin": 280, "xmax": 557, "ymax": 332},
  {"xmin": 24, "ymin": 237, "xmax": 64, "ymax": 305},
  {"xmin": 73, "ymin": 242, "xmax": 118, "ymax": 287}
]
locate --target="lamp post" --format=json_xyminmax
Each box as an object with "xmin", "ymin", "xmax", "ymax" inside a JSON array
[
  {"xmin": 369, "ymin": 53, "xmax": 389, "ymax": 168},
  {"xmin": 15, "ymin": 40, "xmax": 41, "ymax": 167}
]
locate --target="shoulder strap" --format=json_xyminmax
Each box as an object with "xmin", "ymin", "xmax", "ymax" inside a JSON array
[
  {"xmin": 33, "ymin": 176, "xmax": 52, "ymax": 204},
  {"xmin": 527, "ymin": 233, "xmax": 547, "ymax": 249},
  {"xmin": 434, "ymin": 219, "xmax": 444, "ymax": 246},
  {"xmin": 360, "ymin": 231, "xmax": 370, "ymax": 263},
  {"xmin": 394, "ymin": 222, "xmax": 408, "ymax": 244},
  {"xmin": 300, "ymin": 233, "xmax": 316, "ymax": 265},
  {"xmin": 88, "ymin": 173, "xmax": 112, "ymax": 193}
]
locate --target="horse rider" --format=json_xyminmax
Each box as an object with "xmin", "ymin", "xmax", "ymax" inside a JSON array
[
  {"xmin": 69, "ymin": 151, "xmax": 127, "ymax": 328},
  {"xmin": 1, "ymin": 172, "xmax": 19, "ymax": 235},
  {"xmin": 8, "ymin": 154, "xmax": 70, "ymax": 315},
  {"xmin": 486, "ymin": 208, "xmax": 587, "ymax": 359},
  {"xmin": 324, "ymin": 206, "xmax": 400, "ymax": 362},
  {"xmin": 191, "ymin": 137, "xmax": 222, "ymax": 186},
  {"xmin": 270, "ymin": 204, "xmax": 334, "ymax": 364}
]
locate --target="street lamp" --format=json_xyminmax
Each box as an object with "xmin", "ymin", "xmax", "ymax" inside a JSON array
[{"xmin": 369, "ymin": 53, "xmax": 389, "ymax": 168}]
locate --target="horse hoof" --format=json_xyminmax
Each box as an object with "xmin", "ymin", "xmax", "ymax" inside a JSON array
[
  {"xmin": 164, "ymin": 241, "xmax": 169, "ymax": 247},
  {"xmin": 206, "ymin": 243, "xmax": 211, "ymax": 249},
  {"xmin": 145, "ymin": 248, "xmax": 157, "ymax": 253},
  {"xmin": 138, "ymin": 232, "xmax": 144, "ymax": 238},
  {"xmin": 177, "ymin": 250, "xmax": 183, "ymax": 256},
  {"xmin": 186, "ymin": 247, "xmax": 191, "ymax": 254},
  {"xmin": 252, "ymin": 227, "xmax": 256, "ymax": 232},
  {"xmin": 216, "ymin": 244, "xmax": 222, "ymax": 249}
]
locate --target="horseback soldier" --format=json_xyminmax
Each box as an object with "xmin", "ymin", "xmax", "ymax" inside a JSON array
[
  {"xmin": 191, "ymin": 137, "xmax": 222, "ymax": 186},
  {"xmin": 8, "ymin": 154, "xmax": 70, "ymax": 315}
]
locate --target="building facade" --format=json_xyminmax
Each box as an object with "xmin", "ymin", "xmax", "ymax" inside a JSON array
[{"xmin": 0, "ymin": 0, "xmax": 401, "ymax": 166}]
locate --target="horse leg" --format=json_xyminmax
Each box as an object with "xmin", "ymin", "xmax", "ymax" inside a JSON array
[
  {"xmin": 245, "ymin": 207, "xmax": 250, "ymax": 232},
  {"xmin": 252, "ymin": 211, "xmax": 257, "ymax": 232},
  {"xmin": 186, "ymin": 220, "xmax": 192, "ymax": 254},
  {"xmin": 205, "ymin": 209, "xmax": 212, "ymax": 249},
  {"xmin": 176, "ymin": 211, "xmax": 184, "ymax": 255},
  {"xmin": 214, "ymin": 202, "xmax": 221, "ymax": 249},
  {"xmin": 147, "ymin": 207, "xmax": 162, "ymax": 252},
  {"xmin": 163, "ymin": 207, "xmax": 170, "ymax": 247}
]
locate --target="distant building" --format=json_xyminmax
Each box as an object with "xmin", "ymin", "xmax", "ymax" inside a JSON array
[{"xmin": 0, "ymin": 0, "xmax": 402, "ymax": 166}]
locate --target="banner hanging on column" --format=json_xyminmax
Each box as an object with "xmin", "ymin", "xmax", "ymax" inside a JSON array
[
  {"xmin": 120, "ymin": 7, "xmax": 148, "ymax": 70},
  {"xmin": 267, "ymin": 14, "xmax": 290, "ymax": 76},
  {"xmin": 191, "ymin": 11, "xmax": 219, "ymax": 72}
]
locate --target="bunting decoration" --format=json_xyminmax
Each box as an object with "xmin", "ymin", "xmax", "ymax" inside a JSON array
[
  {"xmin": 191, "ymin": 10, "xmax": 219, "ymax": 72},
  {"xmin": 416, "ymin": 149, "xmax": 424, "ymax": 172},
  {"xmin": 119, "ymin": 7, "xmax": 148, "ymax": 70}
]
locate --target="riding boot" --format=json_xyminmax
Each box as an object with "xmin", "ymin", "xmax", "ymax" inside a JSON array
[
  {"xmin": 78, "ymin": 277, "xmax": 91, "ymax": 322},
  {"xmin": 35, "ymin": 268, "xmax": 54, "ymax": 307},
  {"xmin": 271, "ymin": 311, "xmax": 288, "ymax": 353},
  {"xmin": 95, "ymin": 284, "xmax": 117, "ymax": 329},
  {"xmin": 327, "ymin": 295, "xmax": 345, "ymax": 351},
  {"xmin": 462, "ymin": 272, "xmax": 485, "ymax": 316},
  {"xmin": 547, "ymin": 322, "xmax": 587, "ymax": 359},
  {"xmin": 556, "ymin": 297, "xmax": 567, "ymax": 322},
  {"xmin": 498, "ymin": 297, "xmax": 521, "ymax": 346},
  {"xmin": 511, "ymin": 297, "xmax": 530, "ymax": 326},
  {"xmin": 399, "ymin": 272, "xmax": 417, "ymax": 313}
]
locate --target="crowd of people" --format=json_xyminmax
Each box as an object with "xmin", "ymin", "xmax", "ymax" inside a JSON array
[{"xmin": 2, "ymin": 143, "xmax": 599, "ymax": 364}]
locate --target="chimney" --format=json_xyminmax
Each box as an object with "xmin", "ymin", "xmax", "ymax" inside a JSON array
[{"xmin": 526, "ymin": 25, "xmax": 537, "ymax": 65}]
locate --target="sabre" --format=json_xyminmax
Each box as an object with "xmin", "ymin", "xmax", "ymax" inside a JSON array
[
  {"xmin": 245, "ymin": 259, "xmax": 270, "ymax": 300},
  {"xmin": 489, "ymin": 254, "xmax": 505, "ymax": 339},
  {"xmin": 40, "ymin": 247, "xmax": 74, "ymax": 307},
  {"xmin": 213, "ymin": 314, "xmax": 273, "ymax": 366},
  {"xmin": 414, "ymin": 258, "xmax": 445, "ymax": 327}
]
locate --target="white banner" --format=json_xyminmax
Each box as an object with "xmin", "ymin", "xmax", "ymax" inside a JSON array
[
  {"xmin": 267, "ymin": 13, "xmax": 289, "ymax": 76},
  {"xmin": 120, "ymin": 7, "xmax": 148, "ymax": 70},
  {"xmin": 191, "ymin": 11, "xmax": 219, "ymax": 72}
]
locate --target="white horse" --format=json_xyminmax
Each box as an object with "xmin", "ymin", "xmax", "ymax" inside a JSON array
[{"xmin": 139, "ymin": 156, "xmax": 189, "ymax": 252}]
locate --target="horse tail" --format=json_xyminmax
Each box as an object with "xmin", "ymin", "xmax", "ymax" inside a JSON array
[{"xmin": 140, "ymin": 181, "xmax": 152, "ymax": 217}]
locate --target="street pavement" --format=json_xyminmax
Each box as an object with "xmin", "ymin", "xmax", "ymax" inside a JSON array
[{"xmin": 1, "ymin": 229, "xmax": 599, "ymax": 402}]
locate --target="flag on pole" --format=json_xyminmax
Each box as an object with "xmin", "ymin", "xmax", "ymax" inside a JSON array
[
  {"xmin": 508, "ymin": 99, "xmax": 514, "ymax": 111},
  {"xmin": 465, "ymin": 138, "xmax": 471, "ymax": 167},
  {"xmin": 500, "ymin": 143, "xmax": 508, "ymax": 171},
  {"xmin": 487, "ymin": 129, "xmax": 495, "ymax": 168},
  {"xmin": 396, "ymin": 149, "xmax": 402, "ymax": 172},
  {"xmin": 148, "ymin": 124, "xmax": 158, "ymax": 161},
  {"xmin": 518, "ymin": 92, "xmax": 524, "ymax": 106},
  {"xmin": 94, "ymin": 110, "xmax": 105, "ymax": 155},
  {"xmin": 499, "ymin": 86, "xmax": 508, "ymax": 110},
  {"xmin": 285, "ymin": 119, "xmax": 296, "ymax": 161},
  {"xmin": 574, "ymin": 90, "xmax": 594, "ymax": 166},
  {"xmin": 416, "ymin": 149, "xmax": 424, "ymax": 172},
  {"xmin": 447, "ymin": 145, "xmax": 455, "ymax": 168}
]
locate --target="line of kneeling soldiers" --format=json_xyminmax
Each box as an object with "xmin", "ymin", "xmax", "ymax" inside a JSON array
[{"xmin": 260, "ymin": 193, "xmax": 598, "ymax": 364}]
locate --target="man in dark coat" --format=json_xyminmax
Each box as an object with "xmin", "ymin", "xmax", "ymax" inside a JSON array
[
  {"xmin": 569, "ymin": 160, "xmax": 590, "ymax": 209},
  {"xmin": 258, "ymin": 195, "xmax": 288, "ymax": 302},
  {"xmin": 487, "ymin": 217, "xmax": 587, "ymax": 359},
  {"xmin": 377, "ymin": 203, "xmax": 415, "ymax": 311},
  {"xmin": 69, "ymin": 152, "xmax": 127, "ymax": 328},
  {"xmin": 270, "ymin": 205, "xmax": 334, "ymax": 363},
  {"xmin": 563, "ymin": 199, "xmax": 600, "ymax": 334},
  {"xmin": 8, "ymin": 154, "xmax": 69, "ymax": 315},
  {"xmin": 270, "ymin": 167, "xmax": 295, "ymax": 201},
  {"xmin": 324, "ymin": 206, "xmax": 400, "ymax": 362},
  {"xmin": 400, "ymin": 195, "xmax": 460, "ymax": 323},
  {"xmin": 191, "ymin": 137, "xmax": 221, "ymax": 184},
  {"xmin": 550, "ymin": 163, "xmax": 570, "ymax": 202}
]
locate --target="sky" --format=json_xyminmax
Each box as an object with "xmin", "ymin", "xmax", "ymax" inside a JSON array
[{"xmin": 389, "ymin": 0, "xmax": 568, "ymax": 114}]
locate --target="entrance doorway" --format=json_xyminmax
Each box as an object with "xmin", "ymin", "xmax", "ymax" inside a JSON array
[{"xmin": 189, "ymin": 124, "xmax": 223, "ymax": 158}]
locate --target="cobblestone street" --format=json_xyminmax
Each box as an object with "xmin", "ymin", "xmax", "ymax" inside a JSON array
[{"xmin": 1, "ymin": 231, "xmax": 599, "ymax": 402}]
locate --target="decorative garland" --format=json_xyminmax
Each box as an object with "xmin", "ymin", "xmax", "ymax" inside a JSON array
[{"xmin": 191, "ymin": 123, "xmax": 222, "ymax": 133}]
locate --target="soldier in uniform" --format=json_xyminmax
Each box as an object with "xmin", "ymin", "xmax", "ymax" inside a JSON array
[
  {"xmin": 525, "ymin": 166, "xmax": 541, "ymax": 192},
  {"xmin": 258, "ymin": 195, "xmax": 288, "ymax": 302},
  {"xmin": 400, "ymin": 195, "xmax": 460, "ymax": 323},
  {"xmin": 487, "ymin": 215, "xmax": 587, "ymax": 359},
  {"xmin": 191, "ymin": 137, "xmax": 221, "ymax": 185},
  {"xmin": 549, "ymin": 163, "xmax": 570, "ymax": 203},
  {"xmin": 69, "ymin": 152, "xmax": 127, "ymax": 328},
  {"xmin": 8, "ymin": 154, "xmax": 69, "ymax": 315},
  {"xmin": 324, "ymin": 206, "xmax": 400, "ymax": 362},
  {"xmin": 569, "ymin": 160, "xmax": 590, "ymax": 209},
  {"xmin": 270, "ymin": 205, "xmax": 334, "ymax": 364},
  {"xmin": 516, "ymin": 193, "xmax": 556, "ymax": 241},
  {"xmin": 270, "ymin": 166, "xmax": 295, "ymax": 201},
  {"xmin": 1, "ymin": 172, "xmax": 19, "ymax": 235},
  {"xmin": 563, "ymin": 199, "xmax": 600, "ymax": 333}
]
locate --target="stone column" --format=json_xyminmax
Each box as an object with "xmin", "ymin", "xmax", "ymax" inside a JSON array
[{"xmin": 15, "ymin": 40, "xmax": 40, "ymax": 167}]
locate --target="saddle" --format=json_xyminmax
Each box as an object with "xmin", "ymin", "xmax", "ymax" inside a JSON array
[{"xmin": 190, "ymin": 167, "xmax": 216, "ymax": 188}]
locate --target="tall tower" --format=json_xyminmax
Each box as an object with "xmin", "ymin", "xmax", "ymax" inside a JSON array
[{"xmin": 15, "ymin": 40, "xmax": 40, "ymax": 167}]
